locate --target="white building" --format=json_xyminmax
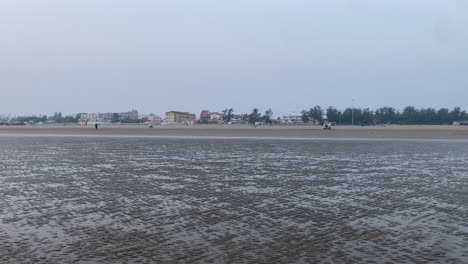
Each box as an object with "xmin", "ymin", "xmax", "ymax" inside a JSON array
[
  {"xmin": 141, "ymin": 114, "xmax": 162, "ymax": 125},
  {"xmin": 281, "ymin": 113, "xmax": 303, "ymax": 124},
  {"xmin": 80, "ymin": 110, "xmax": 139, "ymax": 123},
  {"xmin": 210, "ymin": 113, "xmax": 223, "ymax": 121}
]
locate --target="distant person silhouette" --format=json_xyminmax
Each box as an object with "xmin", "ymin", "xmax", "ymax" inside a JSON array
[{"xmin": 95, "ymin": 123, "xmax": 98, "ymax": 130}]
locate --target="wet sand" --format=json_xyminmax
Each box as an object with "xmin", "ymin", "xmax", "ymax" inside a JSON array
[
  {"xmin": 1, "ymin": 137, "xmax": 467, "ymax": 263},
  {"xmin": 1, "ymin": 125, "xmax": 468, "ymax": 140}
]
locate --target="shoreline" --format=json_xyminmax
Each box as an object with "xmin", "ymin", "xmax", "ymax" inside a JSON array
[{"xmin": 1, "ymin": 125, "xmax": 468, "ymax": 140}]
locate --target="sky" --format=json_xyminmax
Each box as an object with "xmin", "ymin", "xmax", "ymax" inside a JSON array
[{"xmin": 1, "ymin": 0, "xmax": 467, "ymax": 117}]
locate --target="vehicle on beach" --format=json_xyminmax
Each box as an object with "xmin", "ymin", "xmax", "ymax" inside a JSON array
[
  {"xmin": 323, "ymin": 122, "xmax": 334, "ymax": 130},
  {"xmin": 322, "ymin": 121, "xmax": 335, "ymax": 129}
]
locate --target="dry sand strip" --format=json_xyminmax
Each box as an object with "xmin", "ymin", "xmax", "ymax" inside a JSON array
[{"xmin": 1, "ymin": 125, "xmax": 468, "ymax": 140}]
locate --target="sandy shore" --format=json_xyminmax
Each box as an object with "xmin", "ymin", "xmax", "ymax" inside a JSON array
[
  {"xmin": 2, "ymin": 137, "xmax": 466, "ymax": 262},
  {"xmin": 1, "ymin": 125, "xmax": 468, "ymax": 140}
]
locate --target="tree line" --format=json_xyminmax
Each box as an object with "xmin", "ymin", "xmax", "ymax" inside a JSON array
[
  {"xmin": 241, "ymin": 106, "xmax": 468, "ymax": 125},
  {"xmin": 7, "ymin": 112, "xmax": 139, "ymax": 124},
  {"xmin": 219, "ymin": 108, "xmax": 274, "ymax": 124},
  {"xmin": 301, "ymin": 106, "xmax": 468, "ymax": 125},
  {"xmin": 9, "ymin": 112, "xmax": 80, "ymax": 124}
]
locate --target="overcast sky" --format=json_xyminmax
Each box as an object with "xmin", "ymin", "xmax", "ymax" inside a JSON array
[{"xmin": 1, "ymin": 0, "xmax": 467, "ymax": 116}]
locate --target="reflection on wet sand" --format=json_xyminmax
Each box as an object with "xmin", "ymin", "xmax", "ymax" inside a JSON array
[{"xmin": 0, "ymin": 136, "xmax": 467, "ymax": 263}]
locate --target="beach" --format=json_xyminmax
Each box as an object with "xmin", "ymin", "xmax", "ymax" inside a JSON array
[
  {"xmin": 1, "ymin": 135, "xmax": 467, "ymax": 263},
  {"xmin": 1, "ymin": 125, "xmax": 468, "ymax": 140}
]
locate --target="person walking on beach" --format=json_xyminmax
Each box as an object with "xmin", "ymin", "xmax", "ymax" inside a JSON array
[{"xmin": 95, "ymin": 123, "xmax": 98, "ymax": 130}]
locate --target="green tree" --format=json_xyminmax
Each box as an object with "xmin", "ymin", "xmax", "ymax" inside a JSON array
[
  {"xmin": 13, "ymin": 115, "xmax": 46, "ymax": 124},
  {"xmin": 301, "ymin": 110, "xmax": 310, "ymax": 123},
  {"xmin": 360, "ymin": 108, "xmax": 374, "ymax": 124},
  {"xmin": 227, "ymin": 108, "xmax": 234, "ymax": 122},
  {"xmin": 308, "ymin": 105, "xmax": 324, "ymax": 124},
  {"xmin": 221, "ymin": 109, "xmax": 228, "ymax": 122},
  {"xmin": 420, "ymin": 108, "xmax": 437, "ymax": 124},
  {"xmin": 450, "ymin": 107, "xmax": 462, "ymax": 122},
  {"xmin": 400, "ymin": 106, "xmax": 418, "ymax": 124},
  {"xmin": 263, "ymin": 109, "xmax": 273, "ymax": 124},
  {"xmin": 461, "ymin": 110, "xmax": 468, "ymax": 121},
  {"xmin": 111, "ymin": 113, "xmax": 120, "ymax": 123},
  {"xmin": 352, "ymin": 108, "xmax": 363, "ymax": 124},
  {"xmin": 63, "ymin": 115, "xmax": 78, "ymax": 123},
  {"xmin": 341, "ymin": 108, "xmax": 353, "ymax": 125},
  {"xmin": 437, "ymin": 108, "xmax": 450, "ymax": 124},
  {"xmin": 50, "ymin": 112, "xmax": 64, "ymax": 123},
  {"xmin": 375, "ymin": 107, "xmax": 397, "ymax": 124},
  {"xmin": 248, "ymin": 108, "xmax": 261, "ymax": 124},
  {"xmin": 222, "ymin": 108, "xmax": 234, "ymax": 123},
  {"xmin": 241, "ymin": 114, "xmax": 249, "ymax": 123},
  {"xmin": 325, "ymin": 107, "xmax": 341, "ymax": 123}
]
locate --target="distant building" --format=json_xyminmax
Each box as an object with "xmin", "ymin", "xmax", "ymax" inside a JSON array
[
  {"xmin": 210, "ymin": 112, "xmax": 223, "ymax": 121},
  {"xmin": 271, "ymin": 118, "xmax": 282, "ymax": 125},
  {"xmin": 199, "ymin": 110, "xmax": 224, "ymax": 124},
  {"xmin": 280, "ymin": 113, "xmax": 317, "ymax": 125},
  {"xmin": 200, "ymin": 110, "xmax": 211, "ymax": 121},
  {"xmin": 229, "ymin": 114, "xmax": 248, "ymax": 124},
  {"xmin": 141, "ymin": 114, "xmax": 162, "ymax": 125},
  {"xmin": 80, "ymin": 113, "xmax": 99, "ymax": 122},
  {"xmin": 80, "ymin": 110, "xmax": 139, "ymax": 123},
  {"xmin": 166, "ymin": 111, "xmax": 196, "ymax": 124},
  {"xmin": 98, "ymin": 113, "xmax": 112, "ymax": 122},
  {"xmin": 281, "ymin": 113, "xmax": 303, "ymax": 124},
  {"xmin": 78, "ymin": 118, "xmax": 88, "ymax": 125},
  {"xmin": 119, "ymin": 110, "xmax": 139, "ymax": 121}
]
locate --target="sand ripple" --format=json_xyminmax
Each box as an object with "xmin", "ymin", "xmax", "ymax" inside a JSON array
[{"xmin": 0, "ymin": 137, "xmax": 467, "ymax": 263}]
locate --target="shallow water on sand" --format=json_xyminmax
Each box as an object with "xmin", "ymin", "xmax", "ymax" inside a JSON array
[{"xmin": 0, "ymin": 136, "xmax": 467, "ymax": 263}]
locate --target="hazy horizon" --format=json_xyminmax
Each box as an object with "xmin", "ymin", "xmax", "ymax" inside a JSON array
[{"xmin": 1, "ymin": 0, "xmax": 467, "ymax": 116}]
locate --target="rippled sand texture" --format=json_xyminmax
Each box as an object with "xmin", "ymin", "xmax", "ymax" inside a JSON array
[{"xmin": 0, "ymin": 137, "xmax": 467, "ymax": 263}]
